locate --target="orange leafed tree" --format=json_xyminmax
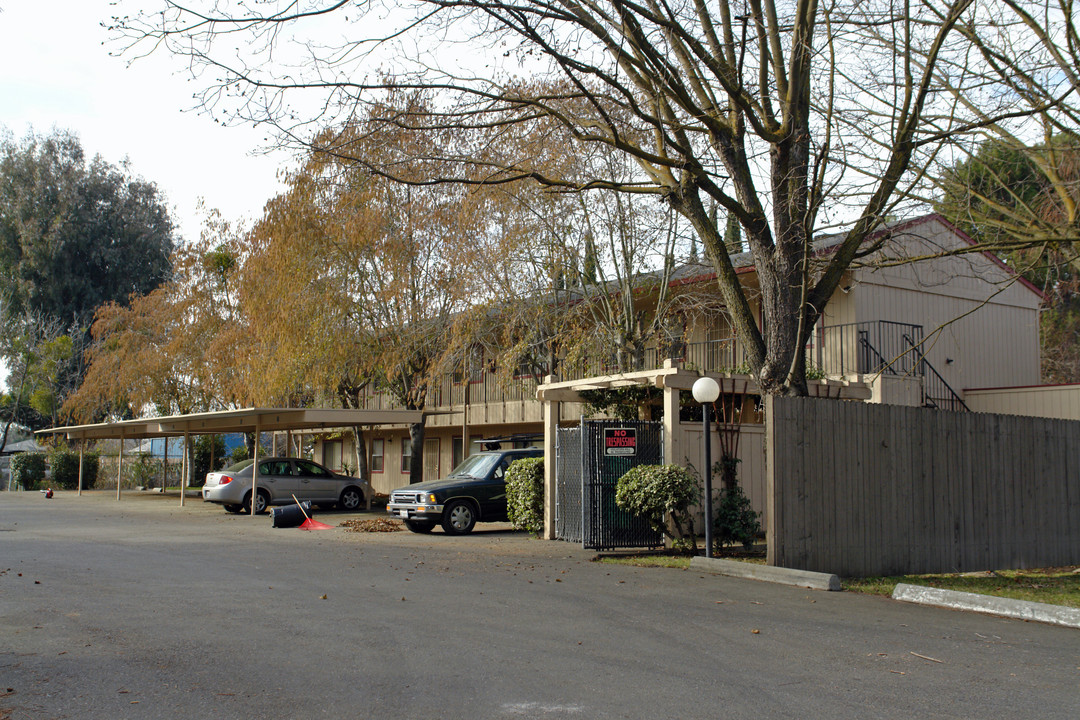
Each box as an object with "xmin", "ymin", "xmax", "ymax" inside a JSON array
[
  {"xmin": 64, "ymin": 209, "xmax": 253, "ymax": 422},
  {"xmin": 239, "ymin": 96, "xmax": 495, "ymax": 482}
]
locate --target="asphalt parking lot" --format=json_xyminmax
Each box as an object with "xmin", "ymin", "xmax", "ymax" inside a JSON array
[{"xmin": 2, "ymin": 490, "xmax": 1078, "ymax": 719}]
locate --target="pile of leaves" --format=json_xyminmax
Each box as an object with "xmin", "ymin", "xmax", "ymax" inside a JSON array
[{"xmin": 340, "ymin": 518, "xmax": 403, "ymax": 533}]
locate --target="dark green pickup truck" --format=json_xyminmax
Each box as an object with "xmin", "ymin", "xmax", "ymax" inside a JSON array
[{"xmin": 386, "ymin": 448, "xmax": 542, "ymax": 534}]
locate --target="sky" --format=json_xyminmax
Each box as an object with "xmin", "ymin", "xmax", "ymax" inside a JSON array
[{"xmin": 0, "ymin": 1, "xmax": 289, "ymax": 244}]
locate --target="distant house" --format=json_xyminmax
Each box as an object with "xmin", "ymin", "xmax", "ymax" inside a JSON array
[
  {"xmin": 1, "ymin": 438, "xmax": 47, "ymax": 455},
  {"xmin": 310, "ymin": 214, "xmax": 1061, "ymax": 495},
  {"xmin": 132, "ymin": 434, "xmax": 247, "ymax": 459}
]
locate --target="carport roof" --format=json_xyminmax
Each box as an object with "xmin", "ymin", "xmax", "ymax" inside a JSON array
[{"xmin": 37, "ymin": 407, "xmax": 426, "ymax": 441}]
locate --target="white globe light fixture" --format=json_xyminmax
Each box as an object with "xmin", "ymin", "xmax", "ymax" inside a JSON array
[
  {"xmin": 692, "ymin": 376, "xmax": 721, "ymax": 557},
  {"xmin": 692, "ymin": 376, "xmax": 721, "ymax": 404}
]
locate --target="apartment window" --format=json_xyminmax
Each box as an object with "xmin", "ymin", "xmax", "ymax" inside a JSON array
[
  {"xmin": 452, "ymin": 437, "xmax": 464, "ymax": 469},
  {"xmin": 452, "ymin": 436, "xmax": 485, "ymax": 469},
  {"xmin": 401, "ymin": 437, "xmax": 412, "ymax": 474},
  {"xmin": 323, "ymin": 440, "xmax": 342, "ymax": 472},
  {"xmin": 370, "ymin": 438, "xmax": 384, "ymax": 473}
]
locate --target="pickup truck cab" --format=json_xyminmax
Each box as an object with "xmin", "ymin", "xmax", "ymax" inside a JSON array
[{"xmin": 387, "ymin": 448, "xmax": 543, "ymax": 534}]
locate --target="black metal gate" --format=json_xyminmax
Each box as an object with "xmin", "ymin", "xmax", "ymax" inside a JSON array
[{"xmin": 555, "ymin": 419, "xmax": 664, "ymax": 550}]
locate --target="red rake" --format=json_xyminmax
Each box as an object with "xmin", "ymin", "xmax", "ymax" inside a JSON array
[{"xmin": 291, "ymin": 494, "xmax": 335, "ymax": 531}]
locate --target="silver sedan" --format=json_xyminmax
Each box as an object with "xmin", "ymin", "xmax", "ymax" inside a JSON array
[{"xmin": 202, "ymin": 457, "xmax": 372, "ymax": 514}]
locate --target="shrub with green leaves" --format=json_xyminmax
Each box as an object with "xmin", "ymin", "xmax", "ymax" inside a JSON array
[
  {"xmin": 127, "ymin": 453, "xmax": 162, "ymax": 489},
  {"xmin": 505, "ymin": 457, "xmax": 545, "ymax": 535},
  {"xmin": 192, "ymin": 435, "xmax": 227, "ymax": 487},
  {"xmin": 11, "ymin": 452, "xmax": 46, "ymax": 491},
  {"xmin": 615, "ymin": 464, "xmax": 698, "ymax": 550},
  {"xmin": 47, "ymin": 448, "xmax": 100, "ymax": 490},
  {"xmin": 713, "ymin": 485, "xmax": 761, "ymax": 551}
]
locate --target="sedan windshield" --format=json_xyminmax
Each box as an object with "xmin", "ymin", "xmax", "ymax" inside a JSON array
[
  {"xmin": 222, "ymin": 459, "xmax": 254, "ymax": 473},
  {"xmin": 448, "ymin": 453, "xmax": 500, "ymax": 479}
]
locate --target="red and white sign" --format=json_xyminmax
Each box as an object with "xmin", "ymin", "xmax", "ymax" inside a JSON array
[{"xmin": 604, "ymin": 428, "xmax": 637, "ymax": 456}]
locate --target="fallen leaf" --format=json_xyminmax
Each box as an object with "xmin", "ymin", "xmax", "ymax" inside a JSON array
[
  {"xmin": 319, "ymin": 594, "xmax": 327, "ymax": 600},
  {"xmin": 751, "ymin": 629, "xmax": 760, "ymax": 634}
]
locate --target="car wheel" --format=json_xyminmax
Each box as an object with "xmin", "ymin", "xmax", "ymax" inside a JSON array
[
  {"xmin": 338, "ymin": 487, "xmax": 364, "ymax": 511},
  {"xmin": 441, "ymin": 500, "xmax": 477, "ymax": 535},
  {"xmin": 243, "ymin": 490, "xmax": 270, "ymax": 514},
  {"xmin": 223, "ymin": 503, "xmax": 244, "ymax": 514},
  {"xmin": 404, "ymin": 519, "xmax": 435, "ymax": 534}
]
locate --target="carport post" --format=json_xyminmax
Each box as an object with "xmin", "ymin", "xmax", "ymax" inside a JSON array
[
  {"xmin": 77, "ymin": 438, "xmax": 85, "ymax": 497},
  {"xmin": 542, "ymin": 380, "xmax": 559, "ymax": 541},
  {"xmin": 180, "ymin": 430, "xmax": 189, "ymax": 507},
  {"xmin": 250, "ymin": 422, "xmax": 261, "ymax": 516},
  {"xmin": 116, "ymin": 431, "xmax": 125, "ymax": 501}
]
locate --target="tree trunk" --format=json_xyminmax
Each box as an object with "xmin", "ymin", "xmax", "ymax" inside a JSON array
[
  {"xmin": 0, "ymin": 361, "xmax": 31, "ymax": 453},
  {"xmin": 352, "ymin": 425, "xmax": 369, "ymax": 483},
  {"xmin": 408, "ymin": 421, "xmax": 425, "ymax": 484}
]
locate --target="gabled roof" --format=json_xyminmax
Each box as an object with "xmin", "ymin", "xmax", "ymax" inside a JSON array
[{"xmin": 665, "ymin": 214, "xmax": 1044, "ymax": 301}]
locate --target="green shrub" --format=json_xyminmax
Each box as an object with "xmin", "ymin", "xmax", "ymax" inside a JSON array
[
  {"xmin": 229, "ymin": 444, "xmax": 249, "ymax": 464},
  {"xmin": 47, "ymin": 449, "xmax": 100, "ymax": 490},
  {"xmin": 11, "ymin": 452, "xmax": 46, "ymax": 491},
  {"xmin": 128, "ymin": 453, "xmax": 162, "ymax": 489},
  {"xmin": 615, "ymin": 464, "xmax": 698, "ymax": 550},
  {"xmin": 713, "ymin": 485, "xmax": 761, "ymax": 551},
  {"xmin": 505, "ymin": 457, "xmax": 545, "ymax": 535},
  {"xmin": 192, "ymin": 435, "xmax": 226, "ymax": 487}
]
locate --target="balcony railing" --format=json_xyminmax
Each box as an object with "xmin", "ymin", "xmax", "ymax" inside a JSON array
[
  {"xmin": 351, "ymin": 320, "xmax": 957, "ymax": 412},
  {"xmin": 812, "ymin": 320, "xmax": 925, "ymax": 376}
]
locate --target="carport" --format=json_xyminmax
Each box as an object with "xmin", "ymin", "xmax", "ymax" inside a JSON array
[{"xmin": 37, "ymin": 407, "xmax": 425, "ymax": 512}]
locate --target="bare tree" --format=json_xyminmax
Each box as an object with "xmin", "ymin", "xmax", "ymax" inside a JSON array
[{"xmin": 113, "ymin": 0, "xmax": 1073, "ymax": 395}]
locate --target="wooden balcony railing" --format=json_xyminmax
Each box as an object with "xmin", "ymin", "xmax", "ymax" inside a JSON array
[{"xmin": 352, "ymin": 320, "xmax": 931, "ymax": 412}]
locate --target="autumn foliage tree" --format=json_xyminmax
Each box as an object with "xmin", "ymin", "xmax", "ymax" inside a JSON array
[
  {"xmin": 240, "ymin": 101, "xmax": 496, "ymax": 482},
  {"xmin": 64, "ymin": 209, "xmax": 251, "ymax": 422}
]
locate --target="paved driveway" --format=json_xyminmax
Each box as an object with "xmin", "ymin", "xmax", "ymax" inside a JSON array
[{"xmin": 1, "ymin": 491, "xmax": 1077, "ymax": 719}]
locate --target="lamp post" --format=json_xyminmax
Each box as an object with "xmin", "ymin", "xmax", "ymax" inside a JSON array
[{"xmin": 692, "ymin": 376, "xmax": 720, "ymax": 558}]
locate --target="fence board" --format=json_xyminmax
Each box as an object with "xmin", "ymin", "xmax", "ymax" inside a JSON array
[{"xmin": 767, "ymin": 397, "xmax": 1080, "ymax": 576}]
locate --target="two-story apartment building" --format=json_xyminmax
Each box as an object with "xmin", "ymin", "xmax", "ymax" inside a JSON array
[{"xmin": 313, "ymin": 214, "xmax": 1051, "ymax": 496}]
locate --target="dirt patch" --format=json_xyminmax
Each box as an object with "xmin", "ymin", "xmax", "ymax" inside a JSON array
[{"xmin": 340, "ymin": 517, "xmax": 404, "ymax": 533}]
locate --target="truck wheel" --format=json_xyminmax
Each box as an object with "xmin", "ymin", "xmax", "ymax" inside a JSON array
[
  {"xmin": 441, "ymin": 500, "xmax": 477, "ymax": 535},
  {"xmin": 404, "ymin": 519, "xmax": 435, "ymax": 533}
]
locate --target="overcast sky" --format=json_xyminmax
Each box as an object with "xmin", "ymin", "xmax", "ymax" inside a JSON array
[{"xmin": 0, "ymin": 1, "xmax": 288, "ymax": 244}]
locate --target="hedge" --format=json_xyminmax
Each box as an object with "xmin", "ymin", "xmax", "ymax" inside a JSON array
[
  {"xmin": 505, "ymin": 457, "xmax": 545, "ymax": 535},
  {"xmin": 48, "ymin": 448, "xmax": 100, "ymax": 490},
  {"xmin": 11, "ymin": 452, "xmax": 47, "ymax": 491}
]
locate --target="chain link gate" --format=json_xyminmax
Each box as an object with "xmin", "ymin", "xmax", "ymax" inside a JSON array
[
  {"xmin": 555, "ymin": 427, "xmax": 583, "ymax": 543},
  {"xmin": 555, "ymin": 419, "xmax": 664, "ymax": 550}
]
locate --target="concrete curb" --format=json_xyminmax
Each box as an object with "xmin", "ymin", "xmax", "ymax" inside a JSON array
[
  {"xmin": 892, "ymin": 583, "xmax": 1080, "ymax": 629},
  {"xmin": 689, "ymin": 556, "xmax": 842, "ymax": 591}
]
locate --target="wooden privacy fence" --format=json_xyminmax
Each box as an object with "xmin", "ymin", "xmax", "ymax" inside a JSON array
[{"xmin": 766, "ymin": 396, "xmax": 1080, "ymax": 577}]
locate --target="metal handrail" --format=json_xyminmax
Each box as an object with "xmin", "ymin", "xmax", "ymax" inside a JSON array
[{"xmin": 903, "ymin": 334, "xmax": 970, "ymax": 412}]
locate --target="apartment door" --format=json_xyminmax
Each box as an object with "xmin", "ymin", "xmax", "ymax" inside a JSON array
[{"xmin": 423, "ymin": 438, "xmax": 440, "ymax": 482}]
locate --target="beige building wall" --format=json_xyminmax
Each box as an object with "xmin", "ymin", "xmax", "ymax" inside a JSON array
[
  {"xmin": 851, "ymin": 217, "xmax": 1042, "ymax": 390},
  {"xmin": 965, "ymin": 384, "xmax": 1080, "ymax": 421}
]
